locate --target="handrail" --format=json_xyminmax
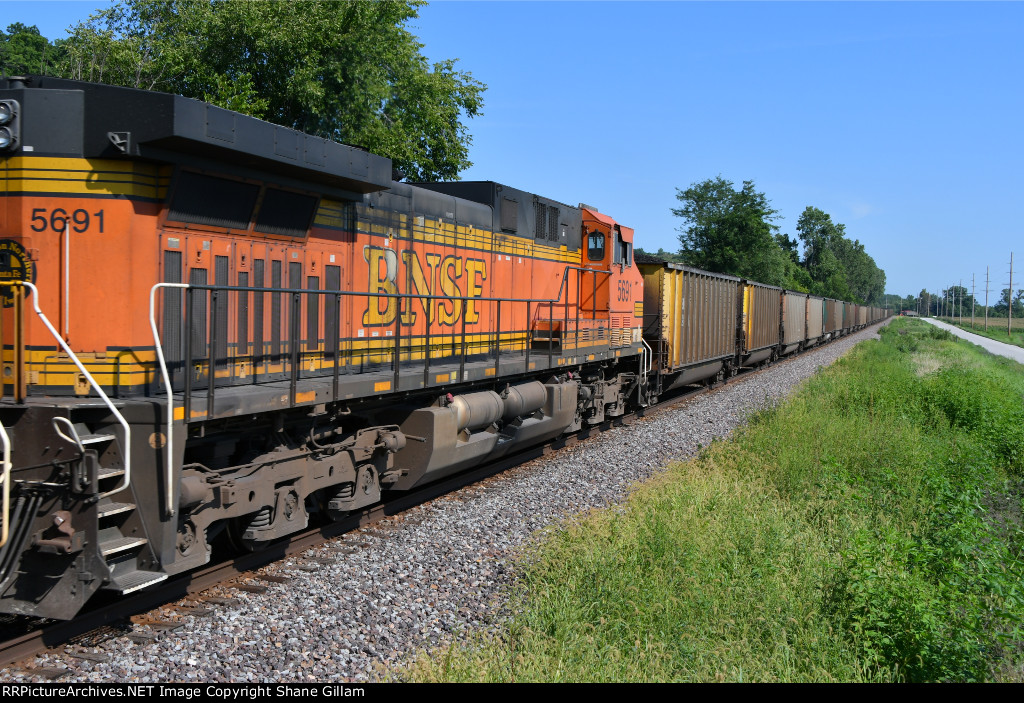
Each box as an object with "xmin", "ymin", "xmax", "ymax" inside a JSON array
[
  {"xmin": 51, "ymin": 416, "xmax": 83, "ymax": 447},
  {"xmin": 148, "ymin": 265, "xmax": 617, "ymax": 517},
  {"xmin": 0, "ymin": 281, "xmax": 132, "ymax": 502},
  {"xmin": 150, "ymin": 282, "xmax": 187, "ymax": 518},
  {"xmin": 640, "ymin": 338, "xmax": 653, "ymax": 399},
  {"xmin": 0, "ymin": 420, "xmax": 9, "ymax": 548}
]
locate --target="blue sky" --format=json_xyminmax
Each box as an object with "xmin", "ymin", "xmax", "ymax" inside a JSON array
[{"xmin": 4, "ymin": 1, "xmax": 1023, "ymax": 300}]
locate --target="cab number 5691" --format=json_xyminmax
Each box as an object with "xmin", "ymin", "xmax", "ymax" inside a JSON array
[{"xmin": 30, "ymin": 208, "xmax": 105, "ymax": 234}]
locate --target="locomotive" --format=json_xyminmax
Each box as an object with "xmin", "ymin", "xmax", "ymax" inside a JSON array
[{"xmin": 0, "ymin": 76, "xmax": 886, "ymax": 620}]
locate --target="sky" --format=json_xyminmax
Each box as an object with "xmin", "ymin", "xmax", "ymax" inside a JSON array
[{"xmin": 3, "ymin": 0, "xmax": 1023, "ymax": 301}]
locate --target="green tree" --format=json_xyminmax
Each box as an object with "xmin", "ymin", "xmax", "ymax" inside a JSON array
[
  {"xmin": 635, "ymin": 247, "xmax": 686, "ymax": 263},
  {"xmin": 776, "ymin": 233, "xmax": 801, "ymax": 264},
  {"xmin": 59, "ymin": 0, "xmax": 485, "ymax": 181},
  {"xmin": 672, "ymin": 176, "xmax": 795, "ymax": 286},
  {"xmin": 941, "ymin": 285, "xmax": 976, "ymax": 318},
  {"xmin": 796, "ymin": 206, "xmax": 849, "ymax": 299},
  {"xmin": 796, "ymin": 206, "xmax": 886, "ymax": 304},
  {"xmin": 0, "ymin": 23, "xmax": 65, "ymax": 75},
  {"xmin": 992, "ymin": 288, "xmax": 1024, "ymax": 318}
]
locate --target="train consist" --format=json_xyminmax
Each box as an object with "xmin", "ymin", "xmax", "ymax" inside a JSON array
[{"xmin": 0, "ymin": 76, "xmax": 888, "ymax": 620}]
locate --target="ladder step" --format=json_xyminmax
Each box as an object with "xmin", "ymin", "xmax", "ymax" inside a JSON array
[
  {"xmin": 104, "ymin": 569, "xmax": 168, "ymax": 594},
  {"xmin": 99, "ymin": 536, "xmax": 147, "ymax": 557},
  {"xmin": 97, "ymin": 467, "xmax": 125, "ymax": 480},
  {"xmin": 80, "ymin": 433, "xmax": 116, "ymax": 445},
  {"xmin": 97, "ymin": 502, "xmax": 135, "ymax": 518}
]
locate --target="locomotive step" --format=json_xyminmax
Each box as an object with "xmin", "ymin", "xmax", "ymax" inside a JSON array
[
  {"xmin": 97, "ymin": 502, "xmax": 136, "ymax": 519},
  {"xmin": 99, "ymin": 536, "xmax": 148, "ymax": 557},
  {"xmin": 79, "ymin": 433, "xmax": 116, "ymax": 445},
  {"xmin": 97, "ymin": 467, "xmax": 126, "ymax": 480},
  {"xmin": 104, "ymin": 569, "xmax": 168, "ymax": 595}
]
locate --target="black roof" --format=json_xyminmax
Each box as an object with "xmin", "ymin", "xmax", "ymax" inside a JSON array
[{"xmin": 0, "ymin": 75, "xmax": 392, "ymax": 195}]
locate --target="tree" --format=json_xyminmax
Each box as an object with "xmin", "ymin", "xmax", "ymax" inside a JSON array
[
  {"xmin": 941, "ymin": 285, "xmax": 975, "ymax": 317},
  {"xmin": 59, "ymin": 0, "xmax": 485, "ymax": 181},
  {"xmin": 795, "ymin": 206, "xmax": 886, "ymax": 305},
  {"xmin": 672, "ymin": 176, "xmax": 795, "ymax": 286},
  {"xmin": 992, "ymin": 288, "xmax": 1024, "ymax": 318},
  {"xmin": 635, "ymin": 247, "xmax": 686, "ymax": 263},
  {"xmin": 1, "ymin": 23, "xmax": 65, "ymax": 75},
  {"xmin": 776, "ymin": 233, "xmax": 801, "ymax": 264},
  {"xmin": 918, "ymin": 289, "xmax": 931, "ymax": 315}
]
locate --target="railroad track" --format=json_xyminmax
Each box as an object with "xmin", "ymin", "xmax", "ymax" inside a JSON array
[{"xmin": 0, "ymin": 351, "xmax": 800, "ymax": 674}]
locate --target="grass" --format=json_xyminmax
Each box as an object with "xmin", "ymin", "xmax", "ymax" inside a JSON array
[
  {"xmin": 398, "ymin": 318, "xmax": 1024, "ymax": 682},
  {"xmin": 937, "ymin": 316, "xmax": 1024, "ymax": 349}
]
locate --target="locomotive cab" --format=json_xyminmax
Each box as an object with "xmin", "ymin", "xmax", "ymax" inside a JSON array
[{"xmin": 580, "ymin": 207, "xmax": 642, "ymax": 349}]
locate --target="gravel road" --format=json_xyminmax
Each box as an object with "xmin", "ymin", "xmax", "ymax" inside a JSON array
[
  {"xmin": 4, "ymin": 323, "xmax": 886, "ymax": 683},
  {"xmin": 918, "ymin": 317, "xmax": 1024, "ymax": 364}
]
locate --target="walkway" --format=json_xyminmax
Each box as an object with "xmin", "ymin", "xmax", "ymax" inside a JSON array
[{"xmin": 918, "ymin": 317, "xmax": 1024, "ymax": 365}]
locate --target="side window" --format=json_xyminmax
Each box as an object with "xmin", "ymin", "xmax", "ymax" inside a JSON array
[
  {"xmin": 587, "ymin": 229, "xmax": 605, "ymax": 261},
  {"xmin": 611, "ymin": 226, "xmax": 631, "ymax": 266}
]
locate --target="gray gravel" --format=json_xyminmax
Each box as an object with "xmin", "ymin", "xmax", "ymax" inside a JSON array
[{"xmin": 4, "ymin": 324, "xmax": 885, "ymax": 683}]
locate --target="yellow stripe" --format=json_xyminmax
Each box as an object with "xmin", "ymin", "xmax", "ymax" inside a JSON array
[
  {"xmin": 9, "ymin": 323, "xmax": 623, "ymax": 392},
  {"xmin": 1, "ymin": 157, "xmax": 170, "ymax": 200}
]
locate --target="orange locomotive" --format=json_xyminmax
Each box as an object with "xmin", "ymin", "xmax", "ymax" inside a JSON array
[{"xmin": 0, "ymin": 77, "xmax": 645, "ymax": 618}]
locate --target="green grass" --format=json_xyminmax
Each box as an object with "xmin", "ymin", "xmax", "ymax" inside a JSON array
[
  {"xmin": 399, "ymin": 318, "xmax": 1024, "ymax": 682},
  {"xmin": 938, "ymin": 316, "xmax": 1024, "ymax": 349}
]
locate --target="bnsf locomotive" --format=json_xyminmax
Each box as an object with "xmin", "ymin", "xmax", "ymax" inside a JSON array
[{"xmin": 0, "ymin": 76, "xmax": 887, "ymax": 620}]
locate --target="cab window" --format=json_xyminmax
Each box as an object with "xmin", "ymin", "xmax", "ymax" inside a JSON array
[
  {"xmin": 611, "ymin": 226, "xmax": 632, "ymax": 267},
  {"xmin": 587, "ymin": 230, "xmax": 605, "ymax": 261}
]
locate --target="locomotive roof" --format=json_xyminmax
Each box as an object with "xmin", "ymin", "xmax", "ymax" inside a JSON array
[
  {"xmin": 0, "ymin": 75, "xmax": 392, "ymax": 198},
  {"xmin": 409, "ymin": 180, "xmax": 579, "ymax": 213}
]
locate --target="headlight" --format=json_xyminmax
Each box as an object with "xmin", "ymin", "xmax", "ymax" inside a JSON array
[{"xmin": 0, "ymin": 100, "xmax": 19, "ymax": 150}]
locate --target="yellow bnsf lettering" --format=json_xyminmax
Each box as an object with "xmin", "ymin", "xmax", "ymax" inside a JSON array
[
  {"xmin": 464, "ymin": 258, "xmax": 487, "ymax": 324},
  {"xmin": 362, "ymin": 245, "xmax": 486, "ymax": 328},
  {"xmin": 437, "ymin": 255, "xmax": 463, "ymax": 325},
  {"xmin": 362, "ymin": 246, "xmax": 399, "ymax": 326},
  {"xmin": 400, "ymin": 250, "xmax": 433, "ymax": 325}
]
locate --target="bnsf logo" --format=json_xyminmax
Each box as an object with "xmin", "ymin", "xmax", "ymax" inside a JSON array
[{"xmin": 363, "ymin": 245, "xmax": 488, "ymax": 327}]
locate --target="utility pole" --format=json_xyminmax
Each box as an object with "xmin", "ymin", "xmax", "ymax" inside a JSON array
[
  {"xmin": 971, "ymin": 273, "xmax": 976, "ymax": 329},
  {"xmin": 1009, "ymin": 252, "xmax": 1014, "ymax": 337},
  {"xmin": 985, "ymin": 267, "xmax": 990, "ymax": 331},
  {"xmin": 958, "ymin": 278, "xmax": 962, "ymax": 325}
]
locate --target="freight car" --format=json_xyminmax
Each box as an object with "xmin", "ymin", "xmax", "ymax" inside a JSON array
[{"xmin": 0, "ymin": 76, "xmax": 888, "ymax": 620}]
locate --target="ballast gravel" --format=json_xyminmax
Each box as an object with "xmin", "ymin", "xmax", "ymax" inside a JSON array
[{"xmin": 6, "ymin": 324, "xmax": 886, "ymax": 683}]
